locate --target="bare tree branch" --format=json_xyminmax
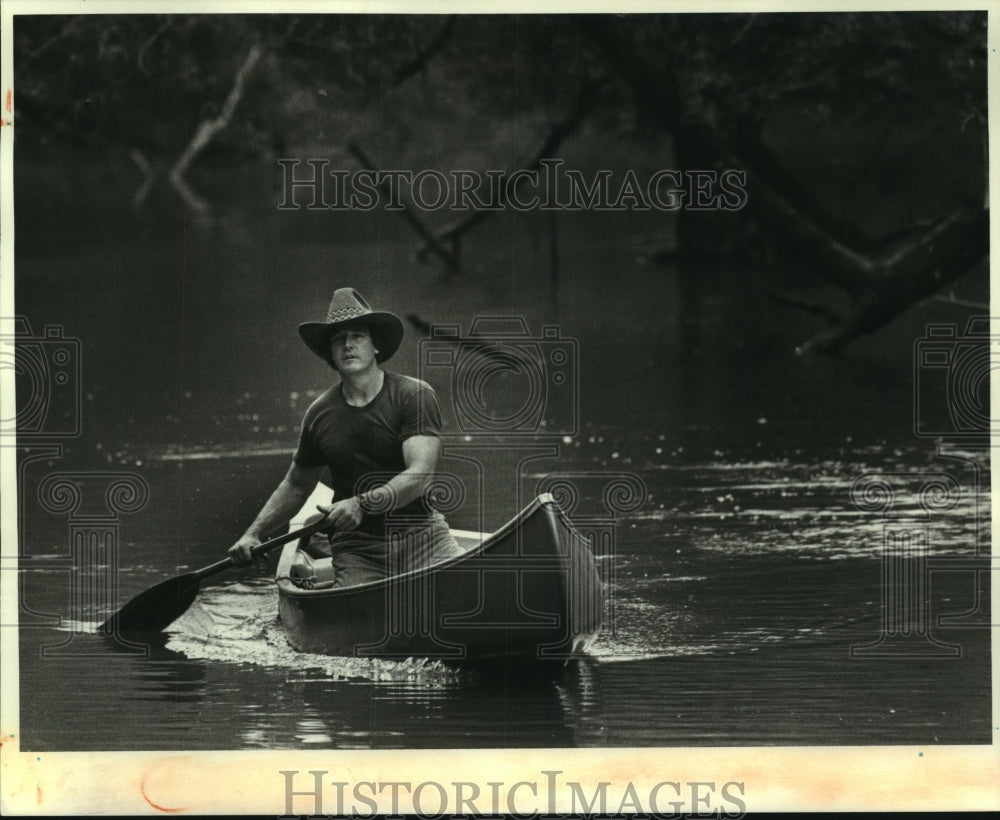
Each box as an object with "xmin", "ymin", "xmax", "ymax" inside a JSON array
[
  {"xmin": 932, "ymin": 292, "xmax": 989, "ymax": 311},
  {"xmin": 393, "ymin": 17, "xmax": 457, "ymax": 86},
  {"xmin": 797, "ymin": 207, "xmax": 988, "ymax": 354},
  {"xmin": 758, "ymin": 285, "xmax": 844, "ymax": 324},
  {"xmin": 129, "ymin": 148, "xmax": 158, "ymax": 208},
  {"xmin": 581, "ymin": 17, "xmax": 988, "ymax": 353},
  {"xmin": 14, "ymin": 17, "xmax": 83, "ymax": 78},
  {"xmin": 345, "ymin": 142, "xmax": 460, "ymax": 273},
  {"xmin": 137, "ymin": 18, "xmax": 174, "ymax": 77},
  {"xmin": 168, "ymin": 45, "xmax": 262, "ymax": 221},
  {"xmin": 416, "ymin": 82, "xmax": 602, "ymax": 263}
]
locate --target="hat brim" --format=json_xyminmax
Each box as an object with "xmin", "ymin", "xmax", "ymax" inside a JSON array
[{"xmin": 298, "ymin": 312, "xmax": 404, "ymax": 364}]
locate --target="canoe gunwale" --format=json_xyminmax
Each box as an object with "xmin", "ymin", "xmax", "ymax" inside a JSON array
[
  {"xmin": 275, "ymin": 492, "xmax": 567, "ymax": 600},
  {"xmin": 275, "ymin": 492, "xmax": 604, "ymax": 661}
]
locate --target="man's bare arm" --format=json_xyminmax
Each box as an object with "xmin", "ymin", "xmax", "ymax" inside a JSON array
[
  {"xmin": 228, "ymin": 460, "xmax": 325, "ymax": 565},
  {"xmin": 317, "ymin": 434, "xmax": 441, "ymax": 534}
]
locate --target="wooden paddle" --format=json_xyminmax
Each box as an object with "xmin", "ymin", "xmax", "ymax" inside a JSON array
[{"xmin": 99, "ymin": 520, "xmax": 326, "ymax": 635}]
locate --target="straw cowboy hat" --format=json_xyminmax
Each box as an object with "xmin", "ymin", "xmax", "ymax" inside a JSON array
[{"xmin": 299, "ymin": 288, "xmax": 405, "ymax": 364}]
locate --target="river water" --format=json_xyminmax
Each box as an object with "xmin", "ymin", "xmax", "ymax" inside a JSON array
[{"xmin": 11, "ymin": 150, "xmax": 992, "ymax": 752}]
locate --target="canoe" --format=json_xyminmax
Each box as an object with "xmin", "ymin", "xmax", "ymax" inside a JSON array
[{"xmin": 275, "ymin": 489, "xmax": 603, "ymax": 665}]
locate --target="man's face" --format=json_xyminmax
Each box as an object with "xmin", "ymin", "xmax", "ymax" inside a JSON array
[{"xmin": 330, "ymin": 324, "xmax": 378, "ymax": 373}]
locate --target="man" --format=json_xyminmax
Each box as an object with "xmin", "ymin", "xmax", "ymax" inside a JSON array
[{"xmin": 228, "ymin": 287, "xmax": 461, "ymax": 586}]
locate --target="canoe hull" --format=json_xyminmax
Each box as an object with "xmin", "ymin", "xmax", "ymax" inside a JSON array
[{"xmin": 276, "ymin": 494, "xmax": 602, "ymax": 664}]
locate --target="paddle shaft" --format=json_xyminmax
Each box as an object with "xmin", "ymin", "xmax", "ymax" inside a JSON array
[
  {"xmin": 101, "ymin": 520, "xmax": 330, "ymax": 633},
  {"xmin": 192, "ymin": 519, "xmax": 326, "ymax": 582}
]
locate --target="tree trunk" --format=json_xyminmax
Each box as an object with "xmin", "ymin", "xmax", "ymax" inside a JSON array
[{"xmin": 582, "ymin": 17, "xmax": 989, "ymax": 353}]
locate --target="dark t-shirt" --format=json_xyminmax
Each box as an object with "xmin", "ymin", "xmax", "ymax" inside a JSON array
[{"xmin": 293, "ymin": 371, "xmax": 443, "ymax": 535}]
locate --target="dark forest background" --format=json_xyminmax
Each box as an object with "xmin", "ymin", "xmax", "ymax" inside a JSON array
[{"xmin": 12, "ymin": 11, "xmax": 987, "ymax": 355}]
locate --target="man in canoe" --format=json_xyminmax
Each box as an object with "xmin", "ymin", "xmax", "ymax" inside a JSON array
[{"xmin": 227, "ymin": 287, "xmax": 462, "ymax": 586}]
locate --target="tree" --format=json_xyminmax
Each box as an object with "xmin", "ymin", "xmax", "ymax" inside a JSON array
[{"xmin": 13, "ymin": 12, "xmax": 987, "ymax": 352}]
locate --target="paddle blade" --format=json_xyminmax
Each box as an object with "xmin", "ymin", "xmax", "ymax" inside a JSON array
[{"xmin": 100, "ymin": 572, "xmax": 202, "ymax": 634}]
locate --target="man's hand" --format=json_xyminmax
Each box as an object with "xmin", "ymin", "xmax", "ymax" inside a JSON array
[
  {"xmin": 316, "ymin": 497, "xmax": 364, "ymax": 535},
  {"xmin": 228, "ymin": 533, "xmax": 263, "ymax": 566}
]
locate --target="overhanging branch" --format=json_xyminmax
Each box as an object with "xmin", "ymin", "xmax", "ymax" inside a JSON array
[
  {"xmin": 581, "ymin": 17, "xmax": 989, "ymax": 353},
  {"xmin": 415, "ymin": 82, "xmax": 602, "ymax": 264}
]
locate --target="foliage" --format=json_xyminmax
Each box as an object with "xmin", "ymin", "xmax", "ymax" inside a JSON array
[
  {"xmin": 12, "ymin": 12, "xmax": 986, "ymax": 161},
  {"xmin": 618, "ymin": 12, "xmax": 985, "ymax": 135}
]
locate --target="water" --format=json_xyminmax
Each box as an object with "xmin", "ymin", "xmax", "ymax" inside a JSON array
[
  {"xmin": 15, "ymin": 433, "xmax": 991, "ymax": 751},
  {"xmin": 11, "ymin": 150, "xmax": 992, "ymax": 751}
]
